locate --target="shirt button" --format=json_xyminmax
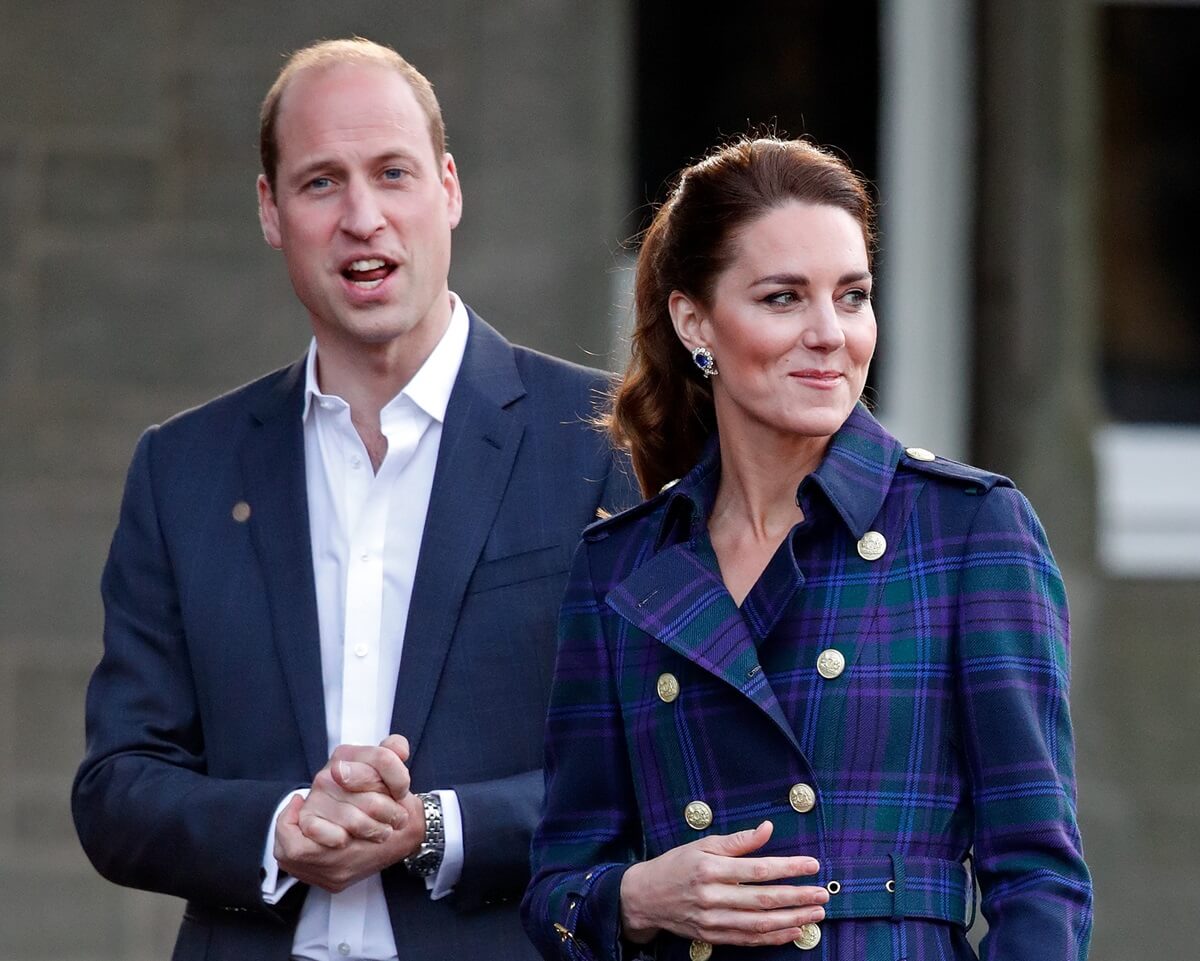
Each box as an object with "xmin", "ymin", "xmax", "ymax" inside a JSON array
[
  {"xmin": 354, "ymin": 643, "xmax": 368, "ymax": 658},
  {"xmin": 350, "ymin": 455, "xmax": 362, "ymax": 469},
  {"xmin": 360, "ymin": 552, "xmax": 370, "ymax": 562},
  {"xmin": 337, "ymin": 943, "xmax": 351, "ymax": 957}
]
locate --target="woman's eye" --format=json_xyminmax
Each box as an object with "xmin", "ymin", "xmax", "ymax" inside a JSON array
[
  {"xmin": 764, "ymin": 291, "xmax": 798, "ymax": 307},
  {"xmin": 842, "ymin": 288, "xmax": 870, "ymax": 307}
]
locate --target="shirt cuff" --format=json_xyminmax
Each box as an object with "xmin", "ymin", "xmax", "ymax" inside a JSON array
[
  {"xmin": 261, "ymin": 788, "xmax": 310, "ymax": 904},
  {"xmin": 425, "ymin": 789, "xmax": 463, "ymax": 900}
]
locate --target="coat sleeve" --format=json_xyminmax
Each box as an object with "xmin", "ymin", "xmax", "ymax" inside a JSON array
[
  {"xmin": 521, "ymin": 539, "xmax": 647, "ymax": 961},
  {"xmin": 955, "ymin": 485, "xmax": 1093, "ymax": 959},
  {"xmin": 71, "ymin": 428, "xmax": 301, "ymax": 915},
  {"xmin": 452, "ymin": 440, "xmax": 641, "ymax": 912}
]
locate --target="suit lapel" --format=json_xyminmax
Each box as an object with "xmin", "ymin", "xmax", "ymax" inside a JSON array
[
  {"xmin": 240, "ymin": 359, "xmax": 328, "ymax": 777},
  {"xmin": 390, "ymin": 313, "xmax": 526, "ymax": 755},
  {"xmin": 605, "ymin": 544, "xmax": 803, "ymax": 755}
]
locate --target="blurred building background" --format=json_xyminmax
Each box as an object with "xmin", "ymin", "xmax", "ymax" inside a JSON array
[{"xmin": 1, "ymin": 0, "xmax": 1196, "ymax": 957}]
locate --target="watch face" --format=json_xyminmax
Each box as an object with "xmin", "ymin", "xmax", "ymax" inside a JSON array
[{"xmin": 411, "ymin": 848, "xmax": 441, "ymax": 876}]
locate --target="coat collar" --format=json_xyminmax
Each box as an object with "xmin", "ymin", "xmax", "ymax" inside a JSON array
[
  {"xmin": 654, "ymin": 402, "xmax": 904, "ymax": 549},
  {"xmin": 606, "ymin": 404, "xmax": 904, "ymax": 756}
]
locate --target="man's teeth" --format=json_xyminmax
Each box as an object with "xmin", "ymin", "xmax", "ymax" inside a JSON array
[{"xmin": 349, "ymin": 258, "xmax": 386, "ymax": 271}]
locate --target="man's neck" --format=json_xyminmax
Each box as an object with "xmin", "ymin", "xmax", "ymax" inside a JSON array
[{"xmin": 312, "ymin": 301, "xmax": 452, "ymax": 469}]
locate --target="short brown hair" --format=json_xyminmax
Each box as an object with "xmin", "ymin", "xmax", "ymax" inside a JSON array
[
  {"xmin": 608, "ymin": 136, "xmax": 876, "ymax": 497},
  {"xmin": 259, "ymin": 38, "xmax": 446, "ymax": 191}
]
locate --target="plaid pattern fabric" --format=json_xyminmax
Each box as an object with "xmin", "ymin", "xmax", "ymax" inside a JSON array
[{"xmin": 522, "ymin": 405, "xmax": 1092, "ymax": 961}]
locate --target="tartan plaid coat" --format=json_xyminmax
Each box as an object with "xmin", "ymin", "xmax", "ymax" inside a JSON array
[{"xmin": 522, "ymin": 405, "xmax": 1091, "ymax": 961}]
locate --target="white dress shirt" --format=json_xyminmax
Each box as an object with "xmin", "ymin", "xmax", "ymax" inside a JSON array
[{"xmin": 261, "ymin": 295, "xmax": 469, "ymax": 961}]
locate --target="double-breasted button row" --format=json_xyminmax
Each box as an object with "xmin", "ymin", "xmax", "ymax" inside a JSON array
[
  {"xmin": 659, "ymin": 652, "xmax": 843, "ymax": 705},
  {"xmin": 684, "ymin": 783, "xmax": 818, "ymax": 830}
]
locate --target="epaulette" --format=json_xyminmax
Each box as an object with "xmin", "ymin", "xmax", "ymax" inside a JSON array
[
  {"xmin": 896, "ymin": 446, "xmax": 1013, "ymax": 494},
  {"xmin": 583, "ymin": 479, "xmax": 678, "ymax": 542}
]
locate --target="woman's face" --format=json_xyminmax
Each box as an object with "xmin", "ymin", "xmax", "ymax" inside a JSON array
[{"xmin": 673, "ymin": 201, "xmax": 876, "ymax": 444}]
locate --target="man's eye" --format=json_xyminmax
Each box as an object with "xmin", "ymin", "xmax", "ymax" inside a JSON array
[
  {"xmin": 382, "ymin": 168, "xmax": 408, "ymax": 181},
  {"xmin": 307, "ymin": 177, "xmax": 332, "ymax": 191}
]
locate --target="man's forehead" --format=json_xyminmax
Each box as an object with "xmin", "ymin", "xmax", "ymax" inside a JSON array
[{"xmin": 274, "ymin": 62, "xmax": 434, "ymax": 158}]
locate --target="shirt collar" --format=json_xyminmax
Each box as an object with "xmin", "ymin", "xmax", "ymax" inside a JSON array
[
  {"xmin": 654, "ymin": 403, "xmax": 904, "ymax": 548},
  {"xmin": 302, "ymin": 292, "xmax": 469, "ymax": 424}
]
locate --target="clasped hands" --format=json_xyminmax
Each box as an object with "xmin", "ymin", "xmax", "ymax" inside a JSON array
[{"xmin": 274, "ymin": 733, "xmax": 425, "ymax": 893}]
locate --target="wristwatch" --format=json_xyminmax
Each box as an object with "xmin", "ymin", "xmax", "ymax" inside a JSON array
[{"xmin": 404, "ymin": 792, "xmax": 445, "ymax": 878}]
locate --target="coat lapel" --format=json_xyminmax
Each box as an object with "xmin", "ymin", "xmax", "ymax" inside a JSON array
[
  {"xmin": 390, "ymin": 313, "xmax": 526, "ymax": 755},
  {"xmin": 239, "ymin": 359, "xmax": 328, "ymax": 777},
  {"xmin": 605, "ymin": 544, "xmax": 803, "ymax": 755}
]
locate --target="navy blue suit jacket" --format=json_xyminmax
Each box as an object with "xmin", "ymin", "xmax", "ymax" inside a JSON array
[{"xmin": 72, "ymin": 309, "xmax": 638, "ymax": 960}]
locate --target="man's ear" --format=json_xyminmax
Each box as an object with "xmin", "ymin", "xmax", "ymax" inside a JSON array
[
  {"xmin": 257, "ymin": 174, "xmax": 283, "ymax": 250},
  {"xmin": 442, "ymin": 152, "xmax": 463, "ymax": 230},
  {"xmin": 668, "ymin": 290, "xmax": 710, "ymax": 353}
]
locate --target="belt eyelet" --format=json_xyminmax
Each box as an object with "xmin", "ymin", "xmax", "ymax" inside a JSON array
[{"xmin": 825, "ymin": 880, "xmax": 841, "ymax": 895}]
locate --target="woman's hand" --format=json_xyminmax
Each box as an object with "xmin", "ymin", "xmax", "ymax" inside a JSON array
[{"xmin": 618, "ymin": 820, "xmax": 828, "ymax": 947}]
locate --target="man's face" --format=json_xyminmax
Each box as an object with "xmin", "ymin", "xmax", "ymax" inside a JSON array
[{"xmin": 257, "ymin": 63, "xmax": 462, "ymax": 356}]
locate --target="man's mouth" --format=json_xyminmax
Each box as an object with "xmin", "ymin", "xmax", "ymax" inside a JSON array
[{"xmin": 341, "ymin": 258, "xmax": 397, "ymax": 289}]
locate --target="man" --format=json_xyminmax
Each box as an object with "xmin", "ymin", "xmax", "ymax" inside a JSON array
[{"xmin": 72, "ymin": 38, "xmax": 635, "ymax": 960}]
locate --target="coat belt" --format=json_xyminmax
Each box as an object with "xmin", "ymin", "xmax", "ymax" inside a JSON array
[{"xmin": 814, "ymin": 855, "xmax": 973, "ymax": 927}]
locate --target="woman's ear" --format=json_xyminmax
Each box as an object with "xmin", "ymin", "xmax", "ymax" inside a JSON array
[{"xmin": 668, "ymin": 290, "xmax": 708, "ymax": 353}]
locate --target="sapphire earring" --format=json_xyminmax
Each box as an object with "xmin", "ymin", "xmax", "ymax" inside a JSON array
[{"xmin": 691, "ymin": 346, "xmax": 718, "ymax": 378}]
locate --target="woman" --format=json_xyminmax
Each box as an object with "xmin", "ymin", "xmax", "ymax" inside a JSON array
[{"xmin": 521, "ymin": 137, "xmax": 1092, "ymax": 960}]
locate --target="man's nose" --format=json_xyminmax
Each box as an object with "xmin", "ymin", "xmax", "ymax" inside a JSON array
[{"xmin": 339, "ymin": 180, "xmax": 386, "ymax": 239}]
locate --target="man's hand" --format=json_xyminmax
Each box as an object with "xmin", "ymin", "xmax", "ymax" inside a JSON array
[
  {"xmin": 273, "ymin": 735, "xmax": 428, "ymax": 892},
  {"xmin": 274, "ymin": 790, "xmax": 425, "ymax": 893},
  {"xmin": 296, "ymin": 738, "xmax": 413, "ymax": 848}
]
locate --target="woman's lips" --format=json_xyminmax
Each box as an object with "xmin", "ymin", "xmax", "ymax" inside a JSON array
[{"xmin": 789, "ymin": 369, "xmax": 844, "ymax": 388}]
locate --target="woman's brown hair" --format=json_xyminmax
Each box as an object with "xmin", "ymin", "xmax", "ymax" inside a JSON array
[{"xmin": 607, "ymin": 137, "xmax": 876, "ymax": 497}]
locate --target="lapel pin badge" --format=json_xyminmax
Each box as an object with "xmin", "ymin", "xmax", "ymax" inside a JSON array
[{"xmin": 231, "ymin": 501, "xmax": 252, "ymax": 523}]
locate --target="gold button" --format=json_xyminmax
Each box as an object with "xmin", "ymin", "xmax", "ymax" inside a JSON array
[
  {"xmin": 231, "ymin": 501, "xmax": 251, "ymax": 523},
  {"xmin": 856, "ymin": 530, "xmax": 886, "ymax": 561},
  {"xmin": 690, "ymin": 940, "xmax": 713, "ymax": 961},
  {"xmin": 905, "ymin": 446, "xmax": 936, "ymax": 462},
  {"xmin": 657, "ymin": 672, "xmax": 680, "ymax": 703},
  {"xmin": 684, "ymin": 800, "xmax": 713, "ymax": 830},
  {"xmin": 789, "ymin": 782, "xmax": 816, "ymax": 813},
  {"xmin": 816, "ymin": 649, "xmax": 845, "ymax": 680},
  {"xmin": 794, "ymin": 922, "xmax": 821, "ymax": 950},
  {"xmin": 659, "ymin": 478, "xmax": 680, "ymax": 493}
]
